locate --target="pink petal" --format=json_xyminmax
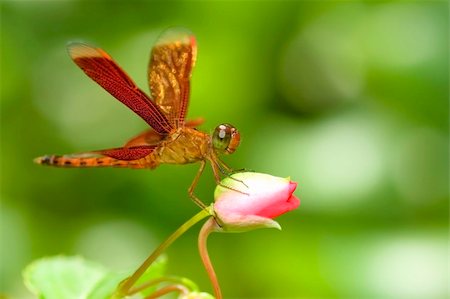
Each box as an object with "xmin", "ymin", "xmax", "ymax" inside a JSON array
[
  {"xmin": 289, "ymin": 181, "xmax": 297, "ymax": 194},
  {"xmin": 256, "ymin": 194, "xmax": 300, "ymax": 219}
]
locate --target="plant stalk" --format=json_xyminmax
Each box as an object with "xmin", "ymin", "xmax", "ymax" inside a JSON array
[
  {"xmin": 113, "ymin": 208, "xmax": 211, "ymax": 298},
  {"xmin": 198, "ymin": 217, "xmax": 222, "ymax": 299}
]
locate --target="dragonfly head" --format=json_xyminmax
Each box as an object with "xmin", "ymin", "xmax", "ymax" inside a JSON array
[{"xmin": 212, "ymin": 123, "xmax": 240, "ymax": 155}]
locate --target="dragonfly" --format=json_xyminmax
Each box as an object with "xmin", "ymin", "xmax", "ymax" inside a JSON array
[{"xmin": 34, "ymin": 28, "xmax": 241, "ymax": 208}]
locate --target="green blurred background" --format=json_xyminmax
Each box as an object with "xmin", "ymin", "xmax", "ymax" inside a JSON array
[{"xmin": 1, "ymin": 1, "xmax": 448, "ymax": 298}]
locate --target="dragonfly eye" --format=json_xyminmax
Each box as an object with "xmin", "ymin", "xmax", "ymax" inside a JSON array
[{"xmin": 212, "ymin": 123, "xmax": 240, "ymax": 154}]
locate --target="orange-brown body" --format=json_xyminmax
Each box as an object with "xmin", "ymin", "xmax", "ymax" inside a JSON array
[
  {"xmin": 153, "ymin": 127, "xmax": 211, "ymax": 165},
  {"xmin": 36, "ymin": 127, "xmax": 213, "ymax": 169}
]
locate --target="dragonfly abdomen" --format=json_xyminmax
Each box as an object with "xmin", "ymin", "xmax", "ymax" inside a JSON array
[{"xmin": 34, "ymin": 155, "xmax": 148, "ymax": 169}]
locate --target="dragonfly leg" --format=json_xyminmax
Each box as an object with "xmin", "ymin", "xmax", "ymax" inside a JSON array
[
  {"xmin": 216, "ymin": 157, "xmax": 233, "ymax": 174},
  {"xmin": 210, "ymin": 159, "xmax": 223, "ymax": 184},
  {"xmin": 231, "ymin": 167, "xmax": 254, "ymax": 174},
  {"xmin": 214, "ymin": 157, "xmax": 249, "ymax": 189},
  {"xmin": 226, "ymin": 173, "xmax": 248, "ymax": 189},
  {"xmin": 188, "ymin": 160, "xmax": 208, "ymax": 209},
  {"xmin": 210, "ymin": 158, "xmax": 249, "ymax": 195},
  {"xmin": 216, "ymin": 159, "xmax": 249, "ymax": 189}
]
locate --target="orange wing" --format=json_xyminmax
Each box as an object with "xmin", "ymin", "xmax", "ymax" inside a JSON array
[
  {"xmin": 148, "ymin": 28, "xmax": 197, "ymax": 128},
  {"xmin": 124, "ymin": 117, "xmax": 205, "ymax": 148},
  {"xmin": 124, "ymin": 129, "xmax": 163, "ymax": 148},
  {"xmin": 68, "ymin": 43, "xmax": 173, "ymax": 135}
]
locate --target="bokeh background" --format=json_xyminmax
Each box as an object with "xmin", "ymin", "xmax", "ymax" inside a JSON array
[{"xmin": 1, "ymin": 1, "xmax": 448, "ymax": 298}]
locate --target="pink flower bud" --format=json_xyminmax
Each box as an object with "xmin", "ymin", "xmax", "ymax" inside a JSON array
[{"xmin": 212, "ymin": 172, "xmax": 300, "ymax": 232}]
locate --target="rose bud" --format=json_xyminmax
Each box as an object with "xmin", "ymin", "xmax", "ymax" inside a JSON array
[{"xmin": 212, "ymin": 172, "xmax": 300, "ymax": 232}]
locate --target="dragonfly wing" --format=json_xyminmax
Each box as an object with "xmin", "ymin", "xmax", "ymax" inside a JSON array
[
  {"xmin": 148, "ymin": 28, "xmax": 197, "ymax": 127},
  {"xmin": 124, "ymin": 118, "xmax": 205, "ymax": 148},
  {"xmin": 68, "ymin": 43, "xmax": 173, "ymax": 135},
  {"xmin": 185, "ymin": 117, "xmax": 204, "ymax": 128},
  {"xmin": 95, "ymin": 145, "xmax": 156, "ymax": 160},
  {"xmin": 124, "ymin": 129, "xmax": 164, "ymax": 147}
]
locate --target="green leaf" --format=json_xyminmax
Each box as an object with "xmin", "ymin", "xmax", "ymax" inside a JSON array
[
  {"xmin": 23, "ymin": 256, "xmax": 107, "ymax": 299},
  {"xmin": 86, "ymin": 271, "xmax": 128, "ymax": 299},
  {"xmin": 24, "ymin": 255, "xmax": 168, "ymax": 299}
]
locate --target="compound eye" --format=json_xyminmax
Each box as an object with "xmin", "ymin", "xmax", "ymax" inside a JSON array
[
  {"xmin": 212, "ymin": 124, "xmax": 240, "ymax": 154},
  {"xmin": 213, "ymin": 124, "xmax": 231, "ymax": 153}
]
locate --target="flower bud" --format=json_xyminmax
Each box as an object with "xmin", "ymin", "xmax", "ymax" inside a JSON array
[{"xmin": 212, "ymin": 172, "xmax": 300, "ymax": 232}]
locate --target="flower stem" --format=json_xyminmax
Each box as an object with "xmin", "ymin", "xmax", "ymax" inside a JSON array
[
  {"xmin": 113, "ymin": 208, "xmax": 211, "ymax": 298},
  {"xmin": 127, "ymin": 276, "xmax": 192, "ymax": 295},
  {"xmin": 198, "ymin": 217, "xmax": 222, "ymax": 299},
  {"xmin": 144, "ymin": 284, "xmax": 190, "ymax": 299}
]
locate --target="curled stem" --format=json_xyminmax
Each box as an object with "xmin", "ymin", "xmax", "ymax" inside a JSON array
[
  {"xmin": 144, "ymin": 284, "xmax": 190, "ymax": 299},
  {"xmin": 128, "ymin": 276, "xmax": 191, "ymax": 296},
  {"xmin": 198, "ymin": 218, "xmax": 221, "ymax": 299},
  {"xmin": 113, "ymin": 208, "xmax": 211, "ymax": 298}
]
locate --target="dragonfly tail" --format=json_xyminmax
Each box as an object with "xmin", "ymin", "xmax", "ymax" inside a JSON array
[{"xmin": 34, "ymin": 155, "xmax": 146, "ymax": 168}]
